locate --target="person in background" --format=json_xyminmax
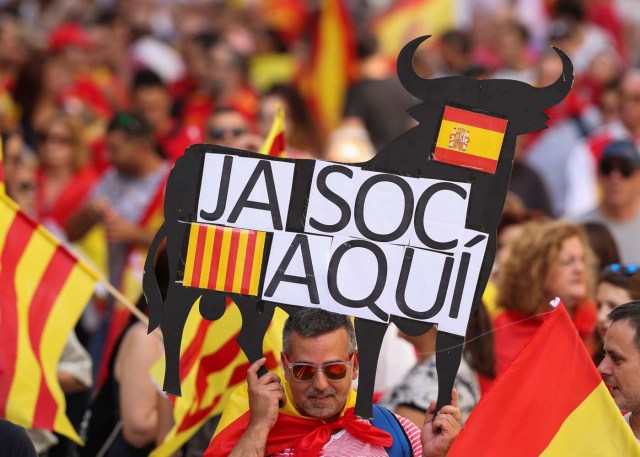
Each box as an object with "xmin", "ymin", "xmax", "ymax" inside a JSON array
[
  {"xmin": 494, "ymin": 220, "xmax": 598, "ymax": 376},
  {"xmin": 576, "ymin": 139, "xmax": 640, "ymax": 264},
  {"xmin": 35, "ymin": 112, "xmax": 98, "ymax": 236},
  {"xmin": 581, "ymin": 221, "xmax": 621, "ymax": 270},
  {"xmin": 596, "ymin": 264, "xmax": 640, "ymax": 339},
  {"xmin": 259, "ymin": 84, "xmax": 323, "ymax": 158},
  {"xmin": 204, "ymin": 107, "xmax": 262, "ymax": 152},
  {"xmin": 130, "ymin": 68, "xmax": 196, "ymax": 162},
  {"xmin": 381, "ymin": 325, "xmax": 480, "ymax": 425}
]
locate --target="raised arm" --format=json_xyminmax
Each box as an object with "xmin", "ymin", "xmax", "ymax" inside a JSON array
[
  {"xmin": 229, "ymin": 358, "xmax": 285, "ymax": 457},
  {"xmin": 421, "ymin": 389, "xmax": 462, "ymax": 457}
]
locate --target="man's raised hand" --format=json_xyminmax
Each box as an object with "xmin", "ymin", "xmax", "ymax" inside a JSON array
[
  {"xmin": 421, "ymin": 388, "xmax": 462, "ymax": 457},
  {"xmin": 246, "ymin": 357, "xmax": 285, "ymax": 433}
]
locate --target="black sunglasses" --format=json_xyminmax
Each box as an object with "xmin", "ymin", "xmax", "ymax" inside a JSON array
[
  {"xmin": 599, "ymin": 159, "xmax": 636, "ymax": 178},
  {"xmin": 207, "ymin": 127, "xmax": 246, "ymax": 140},
  {"xmin": 603, "ymin": 263, "xmax": 640, "ymax": 276}
]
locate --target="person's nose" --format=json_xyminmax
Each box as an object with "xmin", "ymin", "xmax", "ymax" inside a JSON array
[
  {"xmin": 312, "ymin": 369, "xmax": 330, "ymax": 391},
  {"xmin": 598, "ymin": 357, "xmax": 612, "ymax": 378}
]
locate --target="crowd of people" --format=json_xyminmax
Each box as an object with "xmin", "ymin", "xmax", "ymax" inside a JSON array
[{"xmin": 2, "ymin": 0, "xmax": 640, "ymax": 455}]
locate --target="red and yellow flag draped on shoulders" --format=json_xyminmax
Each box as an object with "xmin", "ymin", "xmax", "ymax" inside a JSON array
[
  {"xmin": 449, "ymin": 302, "xmax": 640, "ymax": 456},
  {"xmin": 0, "ymin": 143, "xmax": 98, "ymax": 443}
]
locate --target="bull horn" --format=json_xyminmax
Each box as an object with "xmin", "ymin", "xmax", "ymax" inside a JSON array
[
  {"xmin": 534, "ymin": 47, "xmax": 574, "ymax": 109},
  {"xmin": 397, "ymin": 35, "xmax": 432, "ymax": 96}
]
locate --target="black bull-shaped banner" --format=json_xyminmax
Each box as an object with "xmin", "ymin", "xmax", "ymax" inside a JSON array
[{"xmin": 143, "ymin": 36, "xmax": 573, "ymax": 418}]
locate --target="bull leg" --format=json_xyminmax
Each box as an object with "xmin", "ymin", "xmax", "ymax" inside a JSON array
[
  {"xmin": 353, "ymin": 318, "xmax": 388, "ymax": 419},
  {"xmin": 161, "ymin": 284, "xmax": 206, "ymax": 396},
  {"xmin": 235, "ymin": 297, "xmax": 275, "ymax": 377},
  {"xmin": 435, "ymin": 331, "xmax": 464, "ymax": 412}
]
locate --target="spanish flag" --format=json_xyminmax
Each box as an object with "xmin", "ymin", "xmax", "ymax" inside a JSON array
[
  {"xmin": 0, "ymin": 193, "xmax": 98, "ymax": 443},
  {"xmin": 433, "ymin": 106, "xmax": 508, "ymax": 174},
  {"xmin": 150, "ymin": 300, "xmax": 286, "ymax": 457},
  {"xmin": 297, "ymin": 0, "xmax": 356, "ymax": 134},
  {"xmin": 448, "ymin": 302, "xmax": 640, "ymax": 456},
  {"xmin": 182, "ymin": 223, "xmax": 266, "ymax": 297},
  {"xmin": 0, "ymin": 135, "xmax": 5, "ymax": 194}
]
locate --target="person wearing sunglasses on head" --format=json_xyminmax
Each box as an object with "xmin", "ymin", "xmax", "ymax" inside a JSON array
[
  {"xmin": 597, "ymin": 264, "xmax": 640, "ymax": 338},
  {"xmin": 576, "ymin": 139, "xmax": 640, "ymax": 265},
  {"xmin": 205, "ymin": 308, "xmax": 462, "ymax": 457}
]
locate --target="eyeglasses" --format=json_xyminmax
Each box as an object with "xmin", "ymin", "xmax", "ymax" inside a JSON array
[
  {"xmin": 37, "ymin": 132, "xmax": 73, "ymax": 146},
  {"xmin": 207, "ymin": 127, "xmax": 246, "ymax": 140},
  {"xmin": 599, "ymin": 159, "xmax": 636, "ymax": 178},
  {"xmin": 283, "ymin": 353, "xmax": 353, "ymax": 382},
  {"xmin": 603, "ymin": 263, "xmax": 640, "ymax": 276}
]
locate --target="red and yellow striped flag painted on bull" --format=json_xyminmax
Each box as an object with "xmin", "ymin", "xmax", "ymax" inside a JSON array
[
  {"xmin": 183, "ymin": 224, "xmax": 266, "ymax": 296},
  {"xmin": 434, "ymin": 106, "xmax": 508, "ymax": 174},
  {"xmin": 0, "ymin": 193, "xmax": 97, "ymax": 443}
]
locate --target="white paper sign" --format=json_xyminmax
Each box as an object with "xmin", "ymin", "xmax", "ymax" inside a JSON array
[
  {"xmin": 197, "ymin": 154, "xmax": 295, "ymax": 232},
  {"xmin": 262, "ymin": 232, "xmax": 332, "ymax": 308}
]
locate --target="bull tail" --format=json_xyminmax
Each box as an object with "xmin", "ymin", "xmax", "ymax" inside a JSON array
[{"xmin": 143, "ymin": 222, "xmax": 167, "ymax": 332}]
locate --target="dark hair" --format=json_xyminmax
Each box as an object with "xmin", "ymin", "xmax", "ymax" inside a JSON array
[
  {"xmin": 441, "ymin": 29, "xmax": 472, "ymax": 55},
  {"xmin": 608, "ymin": 300, "xmax": 640, "ymax": 349},
  {"xmin": 107, "ymin": 111, "xmax": 153, "ymax": 140},
  {"xmin": 282, "ymin": 308, "xmax": 356, "ymax": 355},
  {"xmin": 132, "ymin": 68, "xmax": 165, "ymax": 91},
  {"xmin": 582, "ymin": 222, "xmax": 621, "ymax": 270},
  {"xmin": 599, "ymin": 265, "xmax": 640, "ymax": 300},
  {"xmin": 464, "ymin": 301, "xmax": 495, "ymax": 379}
]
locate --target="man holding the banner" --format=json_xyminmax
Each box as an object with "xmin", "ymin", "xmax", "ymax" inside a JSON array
[{"xmin": 205, "ymin": 308, "xmax": 461, "ymax": 457}]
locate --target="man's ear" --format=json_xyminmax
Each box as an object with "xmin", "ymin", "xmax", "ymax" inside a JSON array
[
  {"xmin": 281, "ymin": 351, "xmax": 289, "ymax": 381},
  {"xmin": 352, "ymin": 350, "xmax": 359, "ymax": 380}
]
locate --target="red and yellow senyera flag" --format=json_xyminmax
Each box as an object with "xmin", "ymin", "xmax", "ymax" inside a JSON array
[
  {"xmin": 434, "ymin": 106, "xmax": 508, "ymax": 174},
  {"xmin": 183, "ymin": 224, "xmax": 266, "ymax": 296},
  {"xmin": 258, "ymin": 102, "xmax": 286, "ymax": 158},
  {"xmin": 0, "ymin": 193, "xmax": 97, "ymax": 443}
]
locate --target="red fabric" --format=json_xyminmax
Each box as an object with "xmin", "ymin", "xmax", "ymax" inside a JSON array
[
  {"xmin": 179, "ymin": 85, "xmax": 259, "ymax": 131},
  {"xmin": 156, "ymin": 120, "xmax": 199, "ymax": 162},
  {"xmin": 493, "ymin": 300, "xmax": 597, "ymax": 378},
  {"xmin": 37, "ymin": 166, "xmax": 99, "ymax": 229},
  {"xmin": 205, "ymin": 407, "xmax": 392, "ymax": 457}
]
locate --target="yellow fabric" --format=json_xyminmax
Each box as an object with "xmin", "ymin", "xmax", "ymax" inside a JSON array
[
  {"xmin": 150, "ymin": 302, "xmax": 287, "ymax": 457},
  {"xmin": 540, "ymin": 382, "xmax": 640, "ymax": 456},
  {"xmin": 258, "ymin": 102, "xmax": 286, "ymax": 157},
  {"xmin": 374, "ymin": 0, "xmax": 454, "ymax": 59},
  {"xmin": 0, "ymin": 194, "xmax": 97, "ymax": 443}
]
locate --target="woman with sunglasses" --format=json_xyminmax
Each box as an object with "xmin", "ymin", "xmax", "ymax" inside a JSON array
[
  {"xmin": 596, "ymin": 264, "xmax": 640, "ymax": 338},
  {"xmin": 35, "ymin": 112, "xmax": 98, "ymax": 237}
]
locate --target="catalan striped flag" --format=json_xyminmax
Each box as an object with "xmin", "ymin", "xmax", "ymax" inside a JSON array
[
  {"xmin": 449, "ymin": 302, "xmax": 640, "ymax": 456},
  {"xmin": 182, "ymin": 224, "xmax": 266, "ymax": 296},
  {"xmin": 258, "ymin": 102, "xmax": 286, "ymax": 158},
  {"xmin": 149, "ymin": 300, "xmax": 287, "ymax": 457},
  {"xmin": 433, "ymin": 106, "xmax": 508, "ymax": 174},
  {"xmin": 0, "ymin": 193, "xmax": 97, "ymax": 443}
]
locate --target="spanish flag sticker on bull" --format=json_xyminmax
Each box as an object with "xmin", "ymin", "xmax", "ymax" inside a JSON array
[
  {"xmin": 182, "ymin": 223, "xmax": 266, "ymax": 296},
  {"xmin": 434, "ymin": 105, "xmax": 508, "ymax": 174}
]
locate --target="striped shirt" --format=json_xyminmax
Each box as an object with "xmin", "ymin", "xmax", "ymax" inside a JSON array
[{"xmin": 273, "ymin": 414, "xmax": 422, "ymax": 456}]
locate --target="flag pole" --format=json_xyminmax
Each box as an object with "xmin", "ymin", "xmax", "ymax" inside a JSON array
[{"xmin": 98, "ymin": 278, "xmax": 149, "ymax": 326}]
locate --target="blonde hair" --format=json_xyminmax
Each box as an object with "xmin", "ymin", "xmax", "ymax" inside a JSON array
[
  {"xmin": 41, "ymin": 112, "xmax": 88, "ymax": 171},
  {"xmin": 497, "ymin": 220, "xmax": 597, "ymax": 315}
]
